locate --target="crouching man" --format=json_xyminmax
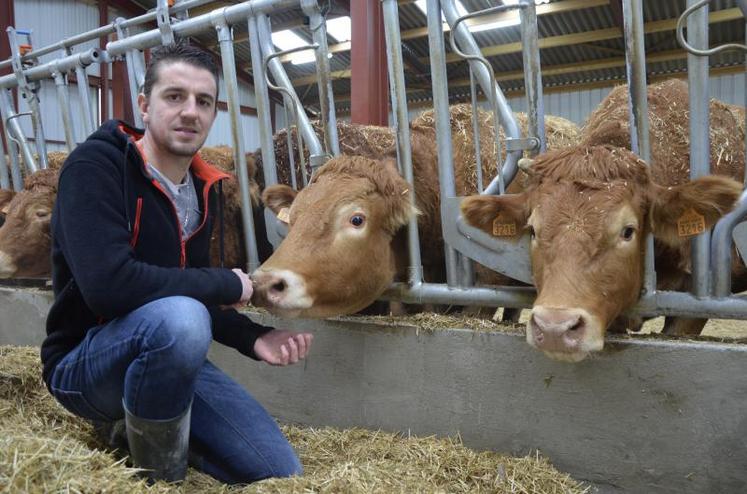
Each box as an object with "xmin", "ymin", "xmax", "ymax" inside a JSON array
[{"xmin": 41, "ymin": 43, "xmax": 312, "ymax": 484}]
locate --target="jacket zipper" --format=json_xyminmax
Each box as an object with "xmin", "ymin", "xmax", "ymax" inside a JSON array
[{"xmin": 129, "ymin": 197, "xmax": 143, "ymax": 248}]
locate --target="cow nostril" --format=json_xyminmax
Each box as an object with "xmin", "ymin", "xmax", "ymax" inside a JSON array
[
  {"xmin": 271, "ymin": 280, "xmax": 287, "ymax": 293},
  {"xmin": 568, "ymin": 319, "xmax": 583, "ymax": 331}
]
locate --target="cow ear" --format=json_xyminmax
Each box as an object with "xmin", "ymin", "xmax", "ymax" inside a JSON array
[
  {"xmin": 262, "ymin": 185, "xmax": 297, "ymax": 215},
  {"xmin": 649, "ymin": 176, "xmax": 742, "ymax": 247},
  {"xmin": 460, "ymin": 193, "xmax": 529, "ymax": 236}
]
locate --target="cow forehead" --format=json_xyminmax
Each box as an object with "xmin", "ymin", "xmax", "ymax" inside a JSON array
[
  {"xmin": 530, "ymin": 182, "xmax": 643, "ymax": 238},
  {"xmin": 292, "ymin": 175, "xmax": 381, "ymax": 217}
]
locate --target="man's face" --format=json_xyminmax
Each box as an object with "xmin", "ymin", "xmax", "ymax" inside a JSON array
[{"xmin": 138, "ymin": 61, "xmax": 217, "ymax": 158}]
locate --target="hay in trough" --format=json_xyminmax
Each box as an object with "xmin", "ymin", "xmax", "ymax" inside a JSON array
[
  {"xmin": 345, "ymin": 311, "xmax": 525, "ymax": 334},
  {"xmin": 413, "ymin": 104, "xmax": 581, "ymax": 195},
  {"xmin": 1, "ymin": 345, "xmax": 587, "ymax": 493},
  {"xmin": 580, "ymin": 79, "xmax": 745, "ymax": 185}
]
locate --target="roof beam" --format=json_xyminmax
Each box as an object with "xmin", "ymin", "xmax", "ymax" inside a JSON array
[{"xmin": 290, "ymin": 6, "xmax": 744, "ymax": 86}]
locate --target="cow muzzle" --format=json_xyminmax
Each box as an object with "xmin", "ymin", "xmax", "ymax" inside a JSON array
[
  {"xmin": 527, "ymin": 306, "xmax": 604, "ymax": 362},
  {"xmin": 250, "ymin": 268, "xmax": 313, "ymax": 315},
  {"xmin": 0, "ymin": 251, "xmax": 17, "ymax": 278}
]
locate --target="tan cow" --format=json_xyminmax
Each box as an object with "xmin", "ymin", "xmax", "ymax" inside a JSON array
[
  {"xmin": 0, "ymin": 189, "xmax": 16, "ymax": 227},
  {"xmin": 251, "ymin": 107, "xmax": 580, "ymax": 318},
  {"xmin": 0, "ymin": 168, "xmax": 58, "ymax": 278},
  {"xmin": 460, "ymin": 80, "xmax": 745, "ymax": 362}
]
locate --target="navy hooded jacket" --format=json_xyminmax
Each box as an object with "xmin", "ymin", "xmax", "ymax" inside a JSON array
[{"xmin": 41, "ymin": 120, "xmax": 271, "ymax": 387}]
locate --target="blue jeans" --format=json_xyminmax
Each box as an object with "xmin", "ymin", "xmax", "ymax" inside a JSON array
[{"xmin": 48, "ymin": 296, "xmax": 302, "ymax": 484}]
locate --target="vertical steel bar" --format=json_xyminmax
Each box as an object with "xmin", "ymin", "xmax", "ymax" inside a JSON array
[
  {"xmin": 283, "ymin": 102, "xmax": 298, "ymax": 190},
  {"xmin": 214, "ymin": 19, "xmax": 260, "ymax": 272},
  {"xmin": 711, "ymin": 191, "xmax": 747, "ymax": 296},
  {"xmin": 686, "ymin": 0, "xmax": 711, "ymax": 297},
  {"xmin": 469, "ymin": 70, "xmax": 483, "ymax": 193},
  {"xmin": 52, "ymin": 70, "xmax": 76, "ymax": 152},
  {"xmin": 26, "ymin": 87, "xmax": 48, "ymax": 170},
  {"xmin": 622, "ymin": 0, "xmax": 656, "ymax": 295},
  {"xmin": 114, "ymin": 18, "xmax": 144, "ymax": 128},
  {"xmin": 74, "ymin": 64, "xmax": 95, "ymax": 137},
  {"xmin": 248, "ymin": 15, "xmax": 278, "ymax": 188},
  {"xmin": 0, "ymin": 117, "xmax": 9, "ymax": 189},
  {"xmin": 0, "ymin": 88, "xmax": 36, "ymax": 179},
  {"xmin": 520, "ymin": 0, "xmax": 545, "ymax": 155},
  {"xmin": 426, "ymin": 0, "xmax": 460, "ymax": 286},
  {"xmin": 382, "ymin": 0, "xmax": 423, "ymax": 286},
  {"xmin": 301, "ymin": 0, "xmax": 339, "ymax": 156}
]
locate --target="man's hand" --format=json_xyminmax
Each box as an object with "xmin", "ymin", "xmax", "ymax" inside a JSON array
[
  {"xmin": 254, "ymin": 330, "xmax": 313, "ymax": 366},
  {"xmin": 232, "ymin": 268, "xmax": 253, "ymax": 306}
]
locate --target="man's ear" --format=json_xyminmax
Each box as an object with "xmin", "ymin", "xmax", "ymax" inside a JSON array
[
  {"xmin": 137, "ymin": 93, "xmax": 149, "ymax": 126},
  {"xmin": 649, "ymin": 176, "xmax": 742, "ymax": 247},
  {"xmin": 262, "ymin": 185, "xmax": 297, "ymax": 215},
  {"xmin": 460, "ymin": 192, "xmax": 529, "ymax": 237}
]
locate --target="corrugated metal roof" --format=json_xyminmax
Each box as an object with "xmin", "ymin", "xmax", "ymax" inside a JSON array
[{"xmin": 118, "ymin": 0, "xmax": 747, "ymax": 113}]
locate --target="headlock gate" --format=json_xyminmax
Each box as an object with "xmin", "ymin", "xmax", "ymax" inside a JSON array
[{"xmin": 1, "ymin": 0, "xmax": 747, "ymax": 321}]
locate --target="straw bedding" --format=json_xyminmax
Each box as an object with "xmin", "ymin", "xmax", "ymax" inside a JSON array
[{"xmin": 0, "ymin": 345, "xmax": 587, "ymax": 493}]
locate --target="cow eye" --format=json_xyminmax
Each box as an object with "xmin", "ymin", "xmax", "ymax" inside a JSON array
[
  {"xmin": 527, "ymin": 225, "xmax": 536, "ymax": 239},
  {"xmin": 35, "ymin": 209, "xmax": 51, "ymax": 219},
  {"xmin": 350, "ymin": 214, "xmax": 365, "ymax": 228},
  {"xmin": 621, "ymin": 226, "xmax": 636, "ymax": 241}
]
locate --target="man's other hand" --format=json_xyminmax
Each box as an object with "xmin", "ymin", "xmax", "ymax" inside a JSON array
[{"xmin": 254, "ymin": 330, "xmax": 313, "ymax": 366}]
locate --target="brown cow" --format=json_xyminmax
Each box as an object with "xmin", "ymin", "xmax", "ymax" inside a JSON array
[
  {"xmin": 460, "ymin": 80, "xmax": 744, "ymax": 362},
  {"xmin": 0, "ymin": 189, "xmax": 16, "ymax": 227},
  {"xmin": 251, "ymin": 107, "xmax": 580, "ymax": 318},
  {"xmin": 0, "ymin": 168, "xmax": 58, "ymax": 278}
]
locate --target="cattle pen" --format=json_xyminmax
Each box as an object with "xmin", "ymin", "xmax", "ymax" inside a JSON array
[{"xmin": 1, "ymin": 0, "xmax": 747, "ymax": 493}]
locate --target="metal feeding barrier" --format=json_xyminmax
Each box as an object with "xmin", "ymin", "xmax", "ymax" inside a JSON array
[
  {"xmin": 379, "ymin": 0, "xmax": 747, "ymax": 320},
  {"xmin": 0, "ymin": 0, "xmax": 333, "ymax": 273},
  {"xmin": 1, "ymin": 0, "xmax": 747, "ymax": 320}
]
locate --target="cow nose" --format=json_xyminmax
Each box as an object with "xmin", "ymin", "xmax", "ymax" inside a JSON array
[
  {"xmin": 252, "ymin": 270, "xmax": 290, "ymax": 305},
  {"xmin": 250, "ymin": 268, "xmax": 313, "ymax": 312},
  {"xmin": 529, "ymin": 307, "xmax": 586, "ymax": 351}
]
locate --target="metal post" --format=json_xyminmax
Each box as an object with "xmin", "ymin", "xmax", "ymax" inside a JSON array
[
  {"xmin": 301, "ymin": 0, "xmax": 339, "ymax": 156},
  {"xmin": 426, "ymin": 0, "xmax": 460, "ymax": 287},
  {"xmin": 686, "ymin": 0, "xmax": 711, "ymax": 298},
  {"xmin": 382, "ymin": 0, "xmax": 423, "ymax": 287},
  {"xmin": 0, "ymin": 118, "xmax": 9, "ymax": 189},
  {"xmin": 469, "ymin": 70, "xmax": 483, "ymax": 193},
  {"xmin": 213, "ymin": 18, "xmax": 260, "ymax": 273},
  {"xmin": 0, "ymin": 88, "xmax": 36, "ymax": 180},
  {"xmin": 73, "ymin": 63, "xmax": 95, "ymax": 137},
  {"xmin": 114, "ymin": 18, "xmax": 144, "ymax": 128},
  {"xmin": 622, "ymin": 0, "xmax": 656, "ymax": 295},
  {"xmin": 52, "ymin": 67, "xmax": 76, "ymax": 152},
  {"xmin": 520, "ymin": 0, "xmax": 545, "ymax": 155}
]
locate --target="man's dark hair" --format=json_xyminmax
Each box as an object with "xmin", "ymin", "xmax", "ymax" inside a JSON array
[{"xmin": 142, "ymin": 42, "xmax": 220, "ymax": 102}]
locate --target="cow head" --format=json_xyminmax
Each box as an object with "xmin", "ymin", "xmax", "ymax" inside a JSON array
[
  {"xmin": 461, "ymin": 146, "xmax": 741, "ymax": 362},
  {"xmin": 0, "ymin": 185, "xmax": 55, "ymax": 278},
  {"xmin": 251, "ymin": 155, "xmax": 416, "ymax": 318}
]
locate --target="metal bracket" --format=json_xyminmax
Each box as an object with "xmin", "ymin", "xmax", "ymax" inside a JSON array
[
  {"xmin": 7, "ymin": 27, "xmax": 38, "ymax": 100},
  {"xmin": 733, "ymin": 222, "xmax": 747, "ymax": 267},
  {"xmin": 676, "ymin": 0, "xmax": 747, "ymax": 56},
  {"xmin": 156, "ymin": 0, "xmax": 176, "ymax": 46},
  {"xmin": 505, "ymin": 136, "xmax": 540, "ymax": 153}
]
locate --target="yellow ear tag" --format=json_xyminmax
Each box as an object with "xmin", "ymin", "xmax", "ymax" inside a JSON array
[
  {"xmin": 676, "ymin": 208, "xmax": 706, "ymax": 237},
  {"xmin": 276, "ymin": 207, "xmax": 290, "ymax": 224},
  {"xmin": 492, "ymin": 214, "xmax": 517, "ymax": 237}
]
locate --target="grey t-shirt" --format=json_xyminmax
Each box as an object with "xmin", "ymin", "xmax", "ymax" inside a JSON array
[{"xmin": 147, "ymin": 164, "xmax": 200, "ymax": 238}]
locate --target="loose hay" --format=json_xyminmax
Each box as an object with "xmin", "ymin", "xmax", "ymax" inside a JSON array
[{"xmin": 1, "ymin": 345, "xmax": 587, "ymax": 493}]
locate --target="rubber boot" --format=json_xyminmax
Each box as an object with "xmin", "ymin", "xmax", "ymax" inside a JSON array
[{"xmin": 123, "ymin": 400, "xmax": 191, "ymax": 483}]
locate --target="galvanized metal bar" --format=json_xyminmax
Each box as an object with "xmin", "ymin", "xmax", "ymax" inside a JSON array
[
  {"xmin": 0, "ymin": 117, "xmax": 9, "ymax": 189},
  {"xmin": 426, "ymin": 0, "xmax": 461, "ymax": 287},
  {"xmin": 284, "ymin": 105, "xmax": 298, "ymax": 190},
  {"xmin": 469, "ymin": 70, "xmax": 484, "ymax": 193},
  {"xmin": 519, "ymin": 0, "xmax": 545, "ymax": 156},
  {"xmin": 677, "ymin": 0, "xmax": 747, "ymax": 56},
  {"xmin": 381, "ymin": 282, "xmax": 536, "ymax": 308},
  {"xmin": 73, "ymin": 63, "xmax": 95, "ymax": 137},
  {"xmin": 114, "ymin": 19, "xmax": 144, "ymax": 128},
  {"xmin": 51, "ymin": 69, "xmax": 76, "ymax": 152},
  {"xmin": 0, "ymin": 90, "xmax": 28, "ymax": 190},
  {"xmin": 106, "ymin": 0, "xmax": 300, "ymax": 58},
  {"xmin": 440, "ymin": 0, "xmax": 522, "ymax": 195},
  {"xmin": 0, "ymin": 48, "xmax": 102, "ymax": 89},
  {"xmin": 622, "ymin": 0, "xmax": 656, "ymax": 296},
  {"xmin": 256, "ymin": 15, "xmax": 326, "ymax": 170},
  {"xmin": 382, "ymin": 0, "xmax": 423, "ymax": 287},
  {"xmin": 686, "ymin": 0, "xmax": 711, "ymax": 298},
  {"xmin": 214, "ymin": 19, "xmax": 260, "ymax": 273},
  {"xmin": 301, "ymin": 0, "xmax": 339, "ymax": 156},
  {"xmin": 711, "ymin": 190, "xmax": 747, "ymax": 297},
  {"xmin": 0, "ymin": 0, "xmax": 215, "ymax": 71}
]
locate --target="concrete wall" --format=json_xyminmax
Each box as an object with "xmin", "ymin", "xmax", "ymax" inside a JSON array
[{"xmin": 2, "ymin": 285, "xmax": 746, "ymax": 493}]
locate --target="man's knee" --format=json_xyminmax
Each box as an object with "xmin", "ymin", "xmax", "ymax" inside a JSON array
[{"xmin": 145, "ymin": 296, "xmax": 212, "ymax": 358}]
